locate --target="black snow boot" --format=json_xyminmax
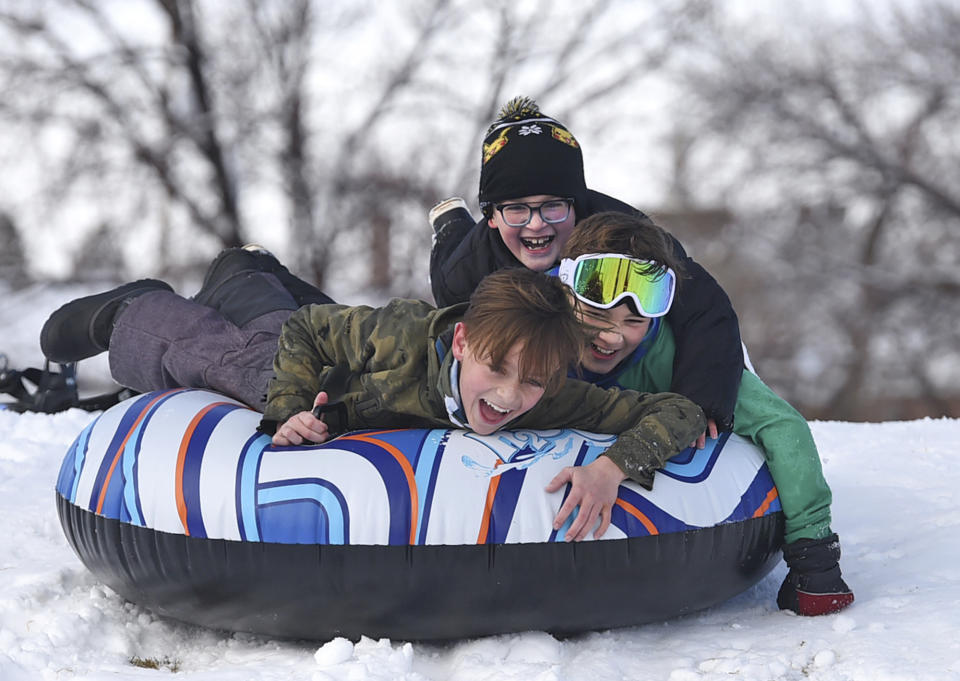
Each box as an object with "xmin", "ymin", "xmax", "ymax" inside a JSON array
[
  {"xmin": 194, "ymin": 245, "xmax": 333, "ymax": 319},
  {"xmin": 40, "ymin": 279, "xmax": 173, "ymax": 363},
  {"xmin": 777, "ymin": 533, "xmax": 854, "ymax": 616},
  {"xmin": 239, "ymin": 245, "xmax": 334, "ymax": 307}
]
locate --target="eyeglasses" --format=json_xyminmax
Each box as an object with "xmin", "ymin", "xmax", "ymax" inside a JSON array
[
  {"xmin": 558, "ymin": 253, "xmax": 676, "ymax": 317},
  {"xmin": 493, "ymin": 198, "xmax": 574, "ymax": 227}
]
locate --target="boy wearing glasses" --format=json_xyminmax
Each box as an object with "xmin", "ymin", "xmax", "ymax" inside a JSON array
[
  {"xmin": 550, "ymin": 211, "xmax": 854, "ymax": 617},
  {"xmin": 430, "ymin": 96, "xmax": 744, "ymax": 444}
]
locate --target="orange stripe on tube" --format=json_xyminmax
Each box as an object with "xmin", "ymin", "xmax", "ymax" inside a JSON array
[
  {"xmin": 339, "ymin": 433, "xmax": 419, "ymax": 545},
  {"xmin": 175, "ymin": 401, "xmax": 233, "ymax": 535},
  {"xmin": 614, "ymin": 498, "xmax": 659, "ymax": 535},
  {"xmin": 476, "ymin": 461, "xmax": 503, "ymax": 544},
  {"xmin": 753, "ymin": 487, "xmax": 780, "ymax": 518},
  {"xmin": 96, "ymin": 391, "xmax": 176, "ymax": 515}
]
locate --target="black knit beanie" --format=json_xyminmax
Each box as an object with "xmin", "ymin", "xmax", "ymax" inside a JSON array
[{"xmin": 478, "ymin": 96, "xmax": 587, "ymax": 213}]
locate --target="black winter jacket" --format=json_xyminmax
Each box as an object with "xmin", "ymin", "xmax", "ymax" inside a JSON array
[{"xmin": 429, "ymin": 189, "xmax": 743, "ymax": 429}]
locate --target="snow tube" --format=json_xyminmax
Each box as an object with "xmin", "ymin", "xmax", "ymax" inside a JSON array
[{"xmin": 55, "ymin": 388, "xmax": 783, "ymax": 641}]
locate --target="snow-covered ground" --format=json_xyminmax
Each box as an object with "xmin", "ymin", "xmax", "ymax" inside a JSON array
[
  {"xmin": 2, "ymin": 285, "xmax": 959, "ymax": 680},
  {"xmin": 1, "ymin": 400, "xmax": 957, "ymax": 680}
]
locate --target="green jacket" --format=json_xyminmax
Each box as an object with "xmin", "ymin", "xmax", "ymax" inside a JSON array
[
  {"xmin": 264, "ymin": 299, "xmax": 706, "ymax": 489},
  {"xmin": 617, "ymin": 323, "xmax": 832, "ymax": 543}
]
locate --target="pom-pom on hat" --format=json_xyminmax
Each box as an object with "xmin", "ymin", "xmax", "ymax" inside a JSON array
[{"xmin": 478, "ymin": 96, "xmax": 587, "ymax": 213}]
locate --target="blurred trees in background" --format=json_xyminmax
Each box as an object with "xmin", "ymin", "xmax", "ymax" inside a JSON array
[
  {"xmin": 658, "ymin": 1, "xmax": 960, "ymax": 420},
  {"xmin": 0, "ymin": 212, "xmax": 30, "ymax": 289},
  {"xmin": 0, "ymin": 0, "xmax": 680, "ymax": 291},
  {"xmin": 0, "ymin": 0, "xmax": 957, "ymax": 420}
]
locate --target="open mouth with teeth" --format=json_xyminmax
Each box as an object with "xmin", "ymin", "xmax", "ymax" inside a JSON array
[
  {"xmin": 520, "ymin": 235, "xmax": 555, "ymax": 251},
  {"xmin": 478, "ymin": 397, "xmax": 513, "ymax": 425},
  {"xmin": 590, "ymin": 342, "xmax": 618, "ymax": 359}
]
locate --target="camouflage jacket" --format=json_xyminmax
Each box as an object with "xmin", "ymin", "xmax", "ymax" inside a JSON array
[{"xmin": 262, "ymin": 299, "xmax": 706, "ymax": 488}]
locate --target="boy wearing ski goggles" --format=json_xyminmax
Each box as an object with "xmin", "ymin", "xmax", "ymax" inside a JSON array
[
  {"xmin": 546, "ymin": 214, "xmax": 687, "ymax": 543},
  {"xmin": 556, "ymin": 252, "xmax": 677, "ymax": 387},
  {"xmin": 550, "ymin": 211, "xmax": 854, "ymax": 617}
]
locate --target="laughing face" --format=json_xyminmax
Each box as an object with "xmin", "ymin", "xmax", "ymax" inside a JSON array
[
  {"xmin": 487, "ymin": 194, "xmax": 578, "ymax": 271},
  {"xmin": 578, "ymin": 303, "xmax": 652, "ymax": 375},
  {"xmin": 451, "ymin": 322, "xmax": 546, "ymax": 435}
]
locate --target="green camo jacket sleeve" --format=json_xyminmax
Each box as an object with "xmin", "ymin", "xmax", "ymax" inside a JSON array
[
  {"xmin": 515, "ymin": 384, "xmax": 706, "ymax": 490},
  {"xmin": 263, "ymin": 303, "xmax": 354, "ymax": 428},
  {"xmin": 262, "ymin": 299, "xmax": 450, "ymax": 435}
]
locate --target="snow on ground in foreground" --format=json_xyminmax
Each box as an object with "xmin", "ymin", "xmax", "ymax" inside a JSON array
[{"xmin": 0, "ymin": 406, "xmax": 958, "ymax": 680}]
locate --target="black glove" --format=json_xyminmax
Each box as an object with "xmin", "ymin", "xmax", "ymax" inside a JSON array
[{"xmin": 777, "ymin": 533, "xmax": 854, "ymax": 616}]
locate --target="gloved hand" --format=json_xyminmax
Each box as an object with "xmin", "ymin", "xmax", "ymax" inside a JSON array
[{"xmin": 777, "ymin": 533, "xmax": 854, "ymax": 616}]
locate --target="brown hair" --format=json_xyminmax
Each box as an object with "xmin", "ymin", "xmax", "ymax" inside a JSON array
[
  {"xmin": 461, "ymin": 268, "xmax": 584, "ymax": 395},
  {"xmin": 562, "ymin": 212, "xmax": 686, "ymax": 291}
]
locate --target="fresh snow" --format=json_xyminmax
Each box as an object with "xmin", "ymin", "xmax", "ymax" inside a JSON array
[{"xmin": 1, "ymin": 407, "xmax": 958, "ymax": 680}]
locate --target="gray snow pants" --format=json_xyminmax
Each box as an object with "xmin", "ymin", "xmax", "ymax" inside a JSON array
[{"xmin": 108, "ymin": 272, "xmax": 298, "ymax": 411}]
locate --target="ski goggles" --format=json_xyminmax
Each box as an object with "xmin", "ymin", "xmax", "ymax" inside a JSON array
[{"xmin": 557, "ymin": 253, "xmax": 676, "ymax": 317}]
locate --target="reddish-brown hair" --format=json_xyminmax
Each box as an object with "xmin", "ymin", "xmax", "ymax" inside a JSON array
[{"xmin": 461, "ymin": 268, "xmax": 584, "ymax": 395}]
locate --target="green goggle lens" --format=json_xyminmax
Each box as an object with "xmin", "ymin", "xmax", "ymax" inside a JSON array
[{"xmin": 559, "ymin": 254, "xmax": 676, "ymax": 317}]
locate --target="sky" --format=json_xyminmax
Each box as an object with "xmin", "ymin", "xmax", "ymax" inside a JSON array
[{"xmin": 1, "ymin": 286, "xmax": 959, "ymax": 681}]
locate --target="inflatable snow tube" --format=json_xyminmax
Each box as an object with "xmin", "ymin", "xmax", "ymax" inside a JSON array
[{"xmin": 55, "ymin": 389, "xmax": 783, "ymax": 641}]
